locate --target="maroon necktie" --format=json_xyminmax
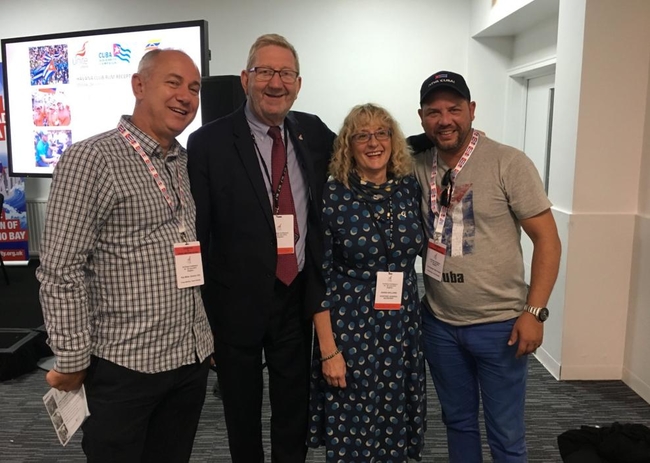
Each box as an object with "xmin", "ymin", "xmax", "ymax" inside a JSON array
[{"xmin": 268, "ymin": 126, "xmax": 299, "ymax": 285}]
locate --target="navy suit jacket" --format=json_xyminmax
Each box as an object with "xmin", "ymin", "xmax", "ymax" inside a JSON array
[{"xmin": 187, "ymin": 104, "xmax": 335, "ymax": 346}]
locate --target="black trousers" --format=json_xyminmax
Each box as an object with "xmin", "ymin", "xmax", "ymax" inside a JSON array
[
  {"xmin": 214, "ymin": 275, "xmax": 311, "ymax": 463},
  {"xmin": 81, "ymin": 356, "xmax": 209, "ymax": 463}
]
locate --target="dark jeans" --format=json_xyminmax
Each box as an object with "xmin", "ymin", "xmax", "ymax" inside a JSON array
[{"xmin": 81, "ymin": 356, "xmax": 209, "ymax": 463}]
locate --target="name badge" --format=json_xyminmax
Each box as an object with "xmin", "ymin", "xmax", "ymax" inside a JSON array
[
  {"xmin": 424, "ymin": 239, "xmax": 446, "ymax": 282},
  {"xmin": 374, "ymin": 271, "xmax": 404, "ymax": 310},
  {"xmin": 274, "ymin": 214, "xmax": 295, "ymax": 255},
  {"xmin": 173, "ymin": 241, "xmax": 204, "ymax": 288}
]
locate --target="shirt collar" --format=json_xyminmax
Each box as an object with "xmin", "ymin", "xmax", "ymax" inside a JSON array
[
  {"xmin": 244, "ymin": 101, "xmax": 285, "ymax": 142},
  {"xmin": 119, "ymin": 115, "xmax": 181, "ymax": 159}
]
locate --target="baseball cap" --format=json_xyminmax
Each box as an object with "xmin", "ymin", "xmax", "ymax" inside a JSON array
[{"xmin": 420, "ymin": 71, "xmax": 471, "ymax": 104}]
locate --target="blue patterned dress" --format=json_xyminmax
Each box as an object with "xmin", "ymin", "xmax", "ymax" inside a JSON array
[{"xmin": 308, "ymin": 174, "xmax": 426, "ymax": 462}]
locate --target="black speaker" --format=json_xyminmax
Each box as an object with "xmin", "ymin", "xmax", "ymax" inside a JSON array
[{"xmin": 200, "ymin": 75, "xmax": 246, "ymax": 124}]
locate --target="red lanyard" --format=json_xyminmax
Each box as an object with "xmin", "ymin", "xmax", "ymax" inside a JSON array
[{"xmin": 117, "ymin": 123, "xmax": 187, "ymax": 240}]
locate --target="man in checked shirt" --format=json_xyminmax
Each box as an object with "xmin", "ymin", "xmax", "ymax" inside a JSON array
[{"xmin": 37, "ymin": 49, "xmax": 213, "ymax": 462}]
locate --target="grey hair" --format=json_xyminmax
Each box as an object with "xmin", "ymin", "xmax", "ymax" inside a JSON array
[{"xmin": 246, "ymin": 34, "xmax": 300, "ymax": 73}]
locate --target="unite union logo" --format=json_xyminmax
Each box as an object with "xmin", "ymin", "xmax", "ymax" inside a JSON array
[{"xmin": 73, "ymin": 41, "xmax": 89, "ymax": 66}]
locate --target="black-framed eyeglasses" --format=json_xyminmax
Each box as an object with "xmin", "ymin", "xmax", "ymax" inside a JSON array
[
  {"xmin": 248, "ymin": 66, "xmax": 299, "ymax": 84},
  {"xmin": 350, "ymin": 129, "xmax": 392, "ymax": 144},
  {"xmin": 440, "ymin": 169, "xmax": 453, "ymax": 208}
]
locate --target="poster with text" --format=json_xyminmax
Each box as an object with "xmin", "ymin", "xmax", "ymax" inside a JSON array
[{"xmin": 0, "ymin": 63, "xmax": 30, "ymax": 263}]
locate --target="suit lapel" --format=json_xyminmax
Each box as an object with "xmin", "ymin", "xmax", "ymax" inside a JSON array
[{"xmin": 232, "ymin": 106, "xmax": 275, "ymax": 231}]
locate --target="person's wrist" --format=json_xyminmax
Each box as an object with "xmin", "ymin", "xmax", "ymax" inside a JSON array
[
  {"xmin": 320, "ymin": 348, "xmax": 342, "ymax": 362},
  {"xmin": 524, "ymin": 304, "xmax": 549, "ymax": 323}
]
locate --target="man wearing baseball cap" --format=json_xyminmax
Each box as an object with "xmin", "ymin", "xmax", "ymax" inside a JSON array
[{"xmin": 411, "ymin": 70, "xmax": 561, "ymax": 462}]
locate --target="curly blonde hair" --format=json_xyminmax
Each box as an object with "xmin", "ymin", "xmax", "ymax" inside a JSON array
[{"xmin": 329, "ymin": 103, "xmax": 412, "ymax": 187}]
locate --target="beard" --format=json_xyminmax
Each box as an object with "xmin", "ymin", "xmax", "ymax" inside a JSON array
[
  {"xmin": 434, "ymin": 136, "xmax": 462, "ymax": 153},
  {"xmin": 433, "ymin": 126, "xmax": 472, "ymax": 154}
]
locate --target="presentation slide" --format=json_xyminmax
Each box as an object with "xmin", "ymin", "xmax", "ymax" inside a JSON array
[{"xmin": 2, "ymin": 22, "xmax": 207, "ymax": 177}]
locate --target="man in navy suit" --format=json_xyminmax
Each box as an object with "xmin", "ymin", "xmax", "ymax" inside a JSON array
[{"xmin": 187, "ymin": 34, "xmax": 335, "ymax": 463}]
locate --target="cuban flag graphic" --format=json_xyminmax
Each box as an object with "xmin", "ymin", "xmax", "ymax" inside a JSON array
[
  {"xmin": 113, "ymin": 43, "xmax": 132, "ymax": 62},
  {"xmin": 31, "ymin": 56, "xmax": 56, "ymax": 85},
  {"xmin": 441, "ymin": 182, "xmax": 475, "ymax": 257}
]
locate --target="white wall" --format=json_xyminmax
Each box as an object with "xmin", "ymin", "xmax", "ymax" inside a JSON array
[
  {"xmin": 511, "ymin": 15, "xmax": 557, "ymax": 69},
  {"xmin": 467, "ymin": 36, "xmax": 514, "ymax": 141},
  {"xmin": 470, "ymin": 0, "xmax": 536, "ymax": 36},
  {"xmin": 468, "ymin": 11, "xmax": 558, "ymax": 146},
  {"xmin": 1, "ymin": 0, "xmax": 471, "ymax": 200}
]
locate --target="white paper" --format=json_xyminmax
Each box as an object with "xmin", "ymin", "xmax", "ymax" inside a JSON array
[{"xmin": 43, "ymin": 385, "xmax": 91, "ymax": 446}]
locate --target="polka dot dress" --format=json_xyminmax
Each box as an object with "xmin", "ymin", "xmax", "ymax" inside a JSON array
[{"xmin": 308, "ymin": 175, "xmax": 426, "ymax": 462}]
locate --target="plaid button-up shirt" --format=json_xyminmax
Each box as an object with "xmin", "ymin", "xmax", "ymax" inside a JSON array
[{"xmin": 38, "ymin": 116, "xmax": 213, "ymax": 374}]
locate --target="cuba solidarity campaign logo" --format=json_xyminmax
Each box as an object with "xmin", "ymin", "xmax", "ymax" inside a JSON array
[{"xmin": 98, "ymin": 43, "xmax": 131, "ymax": 64}]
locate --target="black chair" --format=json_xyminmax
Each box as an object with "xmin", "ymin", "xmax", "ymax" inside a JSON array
[{"xmin": 0, "ymin": 193, "xmax": 10, "ymax": 285}]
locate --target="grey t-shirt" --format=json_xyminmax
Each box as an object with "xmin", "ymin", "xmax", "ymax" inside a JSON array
[{"xmin": 413, "ymin": 134, "xmax": 551, "ymax": 326}]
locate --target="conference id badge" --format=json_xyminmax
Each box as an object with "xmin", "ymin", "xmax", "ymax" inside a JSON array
[
  {"xmin": 173, "ymin": 241, "xmax": 204, "ymax": 288},
  {"xmin": 424, "ymin": 239, "xmax": 446, "ymax": 282},
  {"xmin": 374, "ymin": 271, "xmax": 404, "ymax": 310},
  {"xmin": 274, "ymin": 214, "xmax": 295, "ymax": 255}
]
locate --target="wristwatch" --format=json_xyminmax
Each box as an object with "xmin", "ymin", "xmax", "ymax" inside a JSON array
[{"xmin": 524, "ymin": 304, "xmax": 549, "ymax": 323}]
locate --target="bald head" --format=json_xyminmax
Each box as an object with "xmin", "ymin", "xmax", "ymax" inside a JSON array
[{"xmin": 130, "ymin": 49, "xmax": 201, "ymax": 152}]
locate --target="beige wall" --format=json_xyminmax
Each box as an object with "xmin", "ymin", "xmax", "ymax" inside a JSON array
[
  {"xmin": 560, "ymin": 0, "xmax": 650, "ymax": 381},
  {"xmin": 624, "ymin": 53, "xmax": 650, "ymax": 403}
]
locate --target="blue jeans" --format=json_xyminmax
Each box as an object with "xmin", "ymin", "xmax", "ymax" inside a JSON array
[{"xmin": 422, "ymin": 307, "xmax": 528, "ymax": 463}]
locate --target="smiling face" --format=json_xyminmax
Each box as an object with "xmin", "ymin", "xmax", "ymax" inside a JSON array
[
  {"xmin": 241, "ymin": 45, "xmax": 301, "ymax": 126},
  {"xmin": 419, "ymin": 89, "xmax": 476, "ymax": 158},
  {"xmin": 350, "ymin": 122, "xmax": 392, "ymax": 184},
  {"xmin": 130, "ymin": 50, "xmax": 201, "ymax": 151}
]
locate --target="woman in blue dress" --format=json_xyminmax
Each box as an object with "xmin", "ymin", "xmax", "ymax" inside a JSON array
[{"xmin": 308, "ymin": 103, "xmax": 426, "ymax": 462}]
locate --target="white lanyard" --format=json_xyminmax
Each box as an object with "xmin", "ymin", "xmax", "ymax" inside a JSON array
[
  {"xmin": 429, "ymin": 130, "xmax": 479, "ymax": 241},
  {"xmin": 117, "ymin": 123, "xmax": 187, "ymax": 239}
]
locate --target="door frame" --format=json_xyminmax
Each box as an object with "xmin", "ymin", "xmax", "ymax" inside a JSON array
[{"xmin": 503, "ymin": 57, "xmax": 556, "ymax": 152}]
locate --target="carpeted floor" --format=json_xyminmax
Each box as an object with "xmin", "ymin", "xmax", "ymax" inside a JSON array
[
  {"xmin": 2, "ymin": 263, "xmax": 650, "ymax": 462},
  {"xmin": 2, "ymin": 360, "xmax": 650, "ymax": 462}
]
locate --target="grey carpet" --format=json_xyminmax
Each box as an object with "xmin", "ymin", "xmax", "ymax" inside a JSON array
[
  {"xmin": 2, "ymin": 267, "xmax": 649, "ymax": 461},
  {"xmin": 1, "ymin": 359, "xmax": 650, "ymax": 462}
]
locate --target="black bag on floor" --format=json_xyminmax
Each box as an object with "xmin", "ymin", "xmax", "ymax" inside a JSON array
[{"xmin": 558, "ymin": 422, "xmax": 650, "ymax": 463}]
